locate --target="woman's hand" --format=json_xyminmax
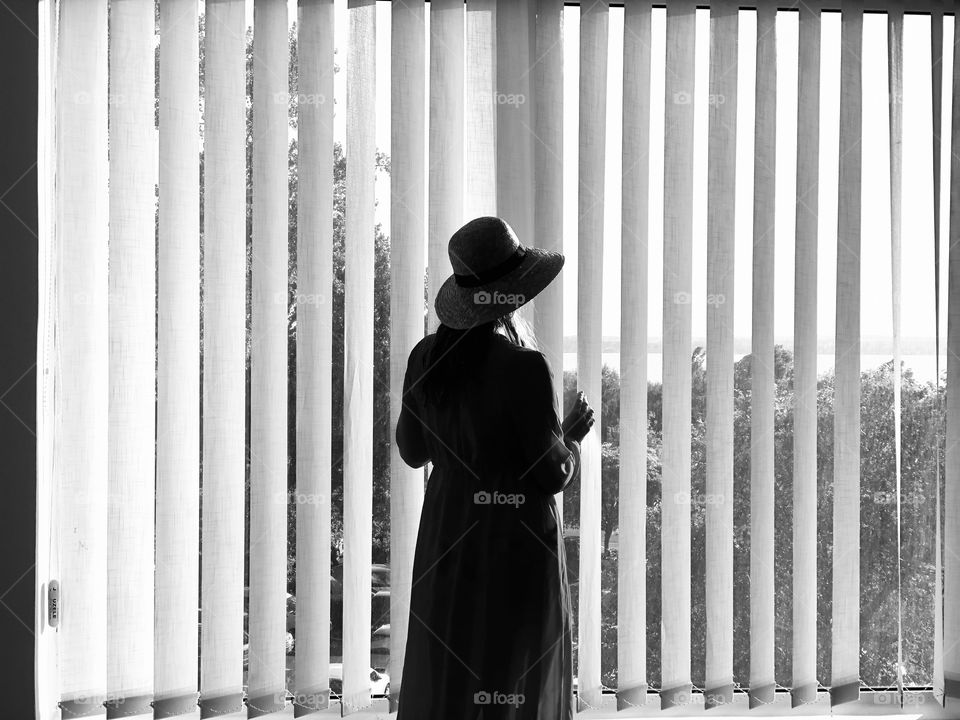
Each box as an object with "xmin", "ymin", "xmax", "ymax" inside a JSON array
[{"xmin": 562, "ymin": 391, "xmax": 595, "ymax": 444}]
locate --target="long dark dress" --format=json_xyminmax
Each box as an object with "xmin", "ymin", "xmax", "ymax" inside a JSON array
[{"xmin": 394, "ymin": 331, "xmax": 578, "ymax": 720}]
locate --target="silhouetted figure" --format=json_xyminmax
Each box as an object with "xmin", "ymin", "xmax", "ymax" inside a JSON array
[{"xmin": 396, "ymin": 217, "xmax": 595, "ymax": 720}]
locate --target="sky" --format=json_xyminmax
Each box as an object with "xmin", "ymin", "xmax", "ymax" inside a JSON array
[{"xmin": 287, "ymin": 2, "xmax": 951, "ymax": 355}]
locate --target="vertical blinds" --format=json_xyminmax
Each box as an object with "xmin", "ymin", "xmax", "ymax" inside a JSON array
[{"xmin": 34, "ymin": 1, "xmax": 960, "ymax": 717}]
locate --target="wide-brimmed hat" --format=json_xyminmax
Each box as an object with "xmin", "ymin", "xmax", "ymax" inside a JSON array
[{"xmin": 434, "ymin": 216, "xmax": 564, "ymax": 330}]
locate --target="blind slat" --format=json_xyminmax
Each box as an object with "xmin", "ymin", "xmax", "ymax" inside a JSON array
[
  {"xmin": 294, "ymin": 1, "xmax": 336, "ymax": 715},
  {"xmin": 389, "ymin": 0, "xmax": 427, "ymax": 712},
  {"xmin": 705, "ymin": 0, "xmax": 738, "ymax": 708},
  {"xmin": 661, "ymin": 0, "xmax": 696, "ymax": 708},
  {"xmin": 496, "ymin": 0, "xmax": 535, "ymax": 272},
  {"xmin": 932, "ymin": 0, "xmax": 947, "ymax": 703},
  {"xmin": 792, "ymin": 0, "xmax": 820, "ymax": 707},
  {"xmin": 887, "ymin": 0, "xmax": 905, "ymax": 702},
  {"xmin": 342, "ymin": 0, "xmax": 377, "ymax": 713},
  {"xmin": 944, "ymin": 0, "xmax": 960, "ymax": 698},
  {"xmin": 200, "ymin": 0, "xmax": 247, "ymax": 712},
  {"xmin": 35, "ymin": 2, "xmax": 59, "ymax": 716},
  {"xmin": 428, "ymin": 0, "xmax": 464, "ymax": 331},
  {"xmin": 617, "ymin": 0, "xmax": 652, "ymax": 710},
  {"xmin": 247, "ymin": 0, "xmax": 290, "ymax": 713},
  {"xmin": 55, "ymin": 0, "xmax": 110, "ymax": 713},
  {"xmin": 576, "ymin": 0, "xmax": 608, "ymax": 711},
  {"xmin": 156, "ymin": 0, "xmax": 201, "ymax": 714},
  {"xmin": 750, "ymin": 2, "xmax": 777, "ymax": 709},
  {"xmin": 830, "ymin": 0, "xmax": 864, "ymax": 706},
  {"xmin": 107, "ymin": 0, "xmax": 157, "ymax": 714},
  {"xmin": 465, "ymin": 0, "xmax": 497, "ymax": 218},
  {"xmin": 533, "ymin": 0, "xmax": 565, "ymax": 513}
]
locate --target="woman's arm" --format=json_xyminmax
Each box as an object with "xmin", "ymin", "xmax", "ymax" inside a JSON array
[
  {"xmin": 515, "ymin": 351, "xmax": 579, "ymax": 495},
  {"xmin": 396, "ymin": 345, "xmax": 430, "ymax": 468}
]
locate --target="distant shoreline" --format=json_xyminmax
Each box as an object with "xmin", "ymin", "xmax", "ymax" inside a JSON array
[{"xmin": 561, "ymin": 336, "xmax": 941, "ymax": 356}]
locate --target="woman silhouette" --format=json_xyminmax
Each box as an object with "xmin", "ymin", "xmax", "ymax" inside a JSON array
[{"xmin": 395, "ymin": 216, "xmax": 595, "ymax": 720}]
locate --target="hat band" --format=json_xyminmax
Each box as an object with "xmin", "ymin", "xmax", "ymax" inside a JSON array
[{"xmin": 453, "ymin": 246, "xmax": 527, "ymax": 288}]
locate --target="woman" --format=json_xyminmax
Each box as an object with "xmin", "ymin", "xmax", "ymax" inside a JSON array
[{"xmin": 395, "ymin": 216, "xmax": 595, "ymax": 720}]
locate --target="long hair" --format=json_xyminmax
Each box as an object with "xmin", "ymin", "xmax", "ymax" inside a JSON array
[{"xmin": 423, "ymin": 311, "xmax": 536, "ymax": 406}]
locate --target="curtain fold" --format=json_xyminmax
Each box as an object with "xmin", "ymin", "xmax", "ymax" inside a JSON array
[
  {"xmin": 830, "ymin": 0, "xmax": 864, "ymax": 707},
  {"xmin": 617, "ymin": 0, "xmax": 651, "ymax": 710},
  {"xmin": 155, "ymin": 0, "xmax": 201, "ymax": 716},
  {"xmin": 792, "ymin": 0, "xmax": 821, "ymax": 708},
  {"xmin": 750, "ymin": 2, "xmax": 777, "ymax": 710},
  {"xmin": 342, "ymin": 0, "xmax": 377, "ymax": 714},
  {"xmin": 247, "ymin": 0, "xmax": 290, "ymax": 714},
  {"xmin": 389, "ymin": 0, "xmax": 427, "ymax": 713},
  {"xmin": 705, "ymin": 0, "xmax": 738, "ymax": 709},
  {"xmin": 660, "ymin": 0, "xmax": 696, "ymax": 709},
  {"xmin": 294, "ymin": 0, "xmax": 335, "ymax": 716},
  {"xmin": 576, "ymin": 0, "xmax": 608, "ymax": 710},
  {"xmin": 199, "ymin": 0, "xmax": 247, "ymax": 714},
  {"xmin": 54, "ymin": 0, "xmax": 110, "ymax": 715}
]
